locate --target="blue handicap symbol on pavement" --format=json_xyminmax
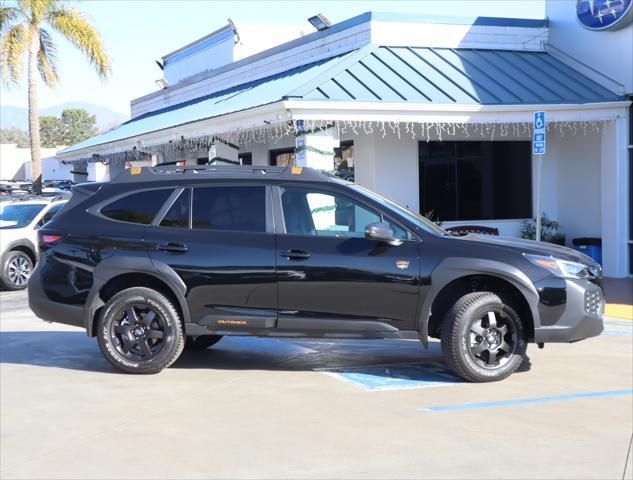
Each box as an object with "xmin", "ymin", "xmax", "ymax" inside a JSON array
[{"xmin": 320, "ymin": 362, "xmax": 461, "ymax": 391}]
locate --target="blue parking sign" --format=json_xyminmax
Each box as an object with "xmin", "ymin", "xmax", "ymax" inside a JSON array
[{"xmin": 533, "ymin": 111, "xmax": 546, "ymax": 155}]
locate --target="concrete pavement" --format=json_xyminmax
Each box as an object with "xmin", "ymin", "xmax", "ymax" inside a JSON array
[{"xmin": 1, "ymin": 289, "xmax": 631, "ymax": 479}]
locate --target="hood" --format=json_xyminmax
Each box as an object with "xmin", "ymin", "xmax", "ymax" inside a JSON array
[{"xmin": 452, "ymin": 234, "xmax": 598, "ymax": 267}]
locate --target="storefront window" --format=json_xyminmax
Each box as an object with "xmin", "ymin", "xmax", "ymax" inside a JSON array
[
  {"xmin": 269, "ymin": 148, "xmax": 296, "ymax": 167},
  {"xmin": 239, "ymin": 152, "xmax": 252, "ymax": 165},
  {"xmin": 334, "ymin": 141, "xmax": 354, "ymax": 181},
  {"xmin": 419, "ymin": 141, "xmax": 532, "ymax": 221}
]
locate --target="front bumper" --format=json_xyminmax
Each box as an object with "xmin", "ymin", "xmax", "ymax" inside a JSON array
[
  {"xmin": 28, "ymin": 262, "xmax": 84, "ymax": 329},
  {"xmin": 533, "ymin": 278, "xmax": 604, "ymax": 343}
]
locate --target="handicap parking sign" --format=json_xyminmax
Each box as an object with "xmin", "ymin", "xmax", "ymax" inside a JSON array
[{"xmin": 533, "ymin": 111, "xmax": 546, "ymax": 155}]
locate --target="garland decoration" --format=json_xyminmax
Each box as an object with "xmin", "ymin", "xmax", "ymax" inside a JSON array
[{"xmin": 295, "ymin": 145, "xmax": 335, "ymax": 156}]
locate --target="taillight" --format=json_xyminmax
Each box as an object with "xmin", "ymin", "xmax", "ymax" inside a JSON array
[
  {"xmin": 38, "ymin": 231, "xmax": 63, "ymax": 247},
  {"xmin": 42, "ymin": 235, "xmax": 62, "ymax": 244}
]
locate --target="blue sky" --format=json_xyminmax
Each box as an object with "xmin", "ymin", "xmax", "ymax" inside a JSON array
[{"xmin": 0, "ymin": 0, "xmax": 545, "ymax": 117}]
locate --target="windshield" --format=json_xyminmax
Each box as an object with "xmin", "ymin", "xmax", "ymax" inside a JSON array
[
  {"xmin": 0, "ymin": 203, "xmax": 46, "ymax": 229},
  {"xmin": 350, "ymin": 184, "xmax": 446, "ymax": 235}
]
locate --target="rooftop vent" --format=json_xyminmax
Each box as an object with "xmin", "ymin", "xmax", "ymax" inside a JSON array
[{"xmin": 308, "ymin": 13, "xmax": 331, "ymax": 31}]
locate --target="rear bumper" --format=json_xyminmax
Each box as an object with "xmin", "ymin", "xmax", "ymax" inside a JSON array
[
  {"xmin": 28, "ymin": 262, "xmax": 84, "ymax": 329},
  {"xmin": 533, "ymin": 279, "xmax": 604, "ymax": 343}
]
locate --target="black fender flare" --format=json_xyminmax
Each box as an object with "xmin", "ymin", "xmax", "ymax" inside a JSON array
[
  {"xmin": 416, "ymin": 257, "xmax": 541, "ymax": 346},
  {"xmin": 82, "ymin": 255, "xmax": 190, "ymax": 337}
]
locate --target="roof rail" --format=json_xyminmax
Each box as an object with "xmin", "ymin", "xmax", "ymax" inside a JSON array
[
  {"xmin": 113, "ymin": 164, "xmax": 328, "ymax": 183},
  {"xmin": 9, "ymin": 193, "xmax": 70, "ymax": 202},
  {"xmin": 151, "ymin": 164, "xmax": 290, "ymax": 175}
]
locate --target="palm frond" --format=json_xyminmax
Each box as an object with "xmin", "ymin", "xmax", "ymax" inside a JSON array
[
  {"xmin": 0, "ymin": 5, "xmax": 20, "ymax": 34},
  {"xmin": 15, "ymin": 0, "xmax": 54, "ymax": 23},
  {"xmin": 0, "ymin": 22, "xmax": 29, "ymax": 85},
  {"xmin": 48, "ymin": 4, "xmax": 110, "ymax": 80},
  {"xmin": 37, "ymin": 26, "xmax": 57, "ymax": 86}
]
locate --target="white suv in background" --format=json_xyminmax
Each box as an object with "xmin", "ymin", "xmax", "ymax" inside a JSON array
[{"xmin": 0, "ymin": 196, "xmax": 68, "ymax": 290}]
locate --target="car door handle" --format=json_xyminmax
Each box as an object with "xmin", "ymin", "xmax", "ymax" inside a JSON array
[
  {"xmin": 158, "ymin": 242, "xmax": 188, "ymax": 253},
  {"xmin": 280, "ymin": 249, "xmax": 310, "ymax": 260}
]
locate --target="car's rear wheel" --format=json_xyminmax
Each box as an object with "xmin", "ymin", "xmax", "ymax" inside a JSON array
[
  {"xmin": 185, "ymin": 335, "xmax": 223, "ymax": 350},
  {"xmin": 0, "ymin": 250, "xmax": 33, "ymax": 290},
  {"xmin": 97, "ymin": 287, "xmax": 184, "ymax": 374},
  {"xmin": 441, "ymin": 292, "xmax": 527, "ymax": 382}
]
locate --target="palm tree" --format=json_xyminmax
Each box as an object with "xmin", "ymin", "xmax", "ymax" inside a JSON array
[{"xmin": 0, "ymin": 0, "xmax": 110, "ymax": 193}]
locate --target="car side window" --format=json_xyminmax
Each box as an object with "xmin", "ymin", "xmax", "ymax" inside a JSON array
[
  {"xmin": 280, "ymin": 187, "xmax": 408, "ymax": 239},
  {"xmin": 160, "ymin": 189, "xmax": 190, "ymax": 228},
  {"xmin": 36, "ymin": 204, "xmax": 64, "ymax": 228},
  {"xmin": 192, "ymin": 186, "xmax": 266, "ymax": 232},
  {"xmin": 101, "ymin": 189, "xmax": 172, "ymax": 225}
]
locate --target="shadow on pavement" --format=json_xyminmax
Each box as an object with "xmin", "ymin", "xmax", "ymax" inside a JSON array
[
  {"xmin": 0, "ymin": 331, "xmax": 531, "ymax": 377},
  {"xmin": 0, "ymin": 331, "xmax": 114, "ymax": 373}
]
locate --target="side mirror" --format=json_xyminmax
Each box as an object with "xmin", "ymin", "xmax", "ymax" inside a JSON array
[{"xmin": 365, "ymin": 222, "xmax": 401, "ymax": 245}]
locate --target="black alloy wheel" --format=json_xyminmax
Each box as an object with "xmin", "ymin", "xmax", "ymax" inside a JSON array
[
  {"xmin": 97, "ymin": 287, "xmax": 184, "ymax": 374},
  {"xmin": 441, "ymin": 291, "xmax": 527, "ymax": 382},
  {"xmin": 110, "ymin": 303, "xmax": 168, "ymax": 362},
  {"xmin": 467, "ymin": 310, "xmax": 519, "ymax": 369}
]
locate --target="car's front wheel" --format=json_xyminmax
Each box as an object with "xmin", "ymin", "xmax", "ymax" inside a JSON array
[
  {"xmin": 0, "ymin": 250, "xmax": 33, "ymax": 290},
  {"xmin": 441, "ymin": 291, "xmax": 527, "ymax": 382},
  {"xmin": 97, "ymin": 287, "xmax": 184, "ymax": 374}
]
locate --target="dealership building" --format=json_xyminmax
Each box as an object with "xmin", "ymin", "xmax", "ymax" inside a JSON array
[{"xmin": 57, "ymin": 1, "xmax": 633, "ymax": 278}]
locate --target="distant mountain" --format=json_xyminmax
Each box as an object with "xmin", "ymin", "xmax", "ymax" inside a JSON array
[{"xmin": 1, "ymin": 102, "xmax": 129, "ymax": 132}]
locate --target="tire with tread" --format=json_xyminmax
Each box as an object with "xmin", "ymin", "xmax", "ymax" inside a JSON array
[
  {"xmin": 185, "ymin": 335, "xmax": 223, "ymax": 350},
  {"xmin": 97, "ymin": 287, "xmax": 184, "ymax": 374},
  {"xmin": 441, "ymin": 291, "xmax": 527, "ymax": 382},
  {"xmin": 0, "ymin": 250, "xmax": 33, "ymax": 291}
]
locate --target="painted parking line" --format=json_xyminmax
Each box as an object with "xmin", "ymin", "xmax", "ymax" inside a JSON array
[
  {"xmin": 604, "ymin": 320, "xmax": 633, "ymax": 327},
  {"xmin": 318, "ymin": 362, "xmax": 461, "ymax": 391},
  {"xmin": 601, "ymin": 330, "xmax": 633, "ymax": 336},
  {"xmin": 418, "ymin": 389, "xmax": 633, "ymax": 412}
]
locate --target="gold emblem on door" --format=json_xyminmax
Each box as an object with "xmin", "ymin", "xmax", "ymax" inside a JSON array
[
  {"xmin": 217, "ymin": 319, "xmax": 248, "ymax": 326},
  {"xmin": 396, "ymin": 260, "xmax": 410, "ymax": 270}
]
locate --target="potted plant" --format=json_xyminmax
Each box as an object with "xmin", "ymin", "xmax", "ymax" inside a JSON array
[
  {"xmin": 423, "ymin": 210, "xmax": 443, "ymax": 227},
  {"xmin": 521, "ymin": 213, "xmax": 566, "ymax": 245}
]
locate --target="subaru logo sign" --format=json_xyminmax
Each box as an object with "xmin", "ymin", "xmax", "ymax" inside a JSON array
[{"xmin": 577, "ymin": 0, "xmax": 633, "ymax": 31}]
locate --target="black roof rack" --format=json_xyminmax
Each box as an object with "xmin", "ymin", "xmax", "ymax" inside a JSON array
[
  {"xmin": 3, "ymin": 193, "xmax": 70, "ymax": 202},
  {"xmin": 113, "ymin": 164, "xmax": 333, "ymax": 183}
]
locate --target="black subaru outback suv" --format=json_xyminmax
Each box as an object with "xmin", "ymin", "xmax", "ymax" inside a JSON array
[{"xmin": 29, "ymin": 165, "xmax": 604, "ymax": 382}]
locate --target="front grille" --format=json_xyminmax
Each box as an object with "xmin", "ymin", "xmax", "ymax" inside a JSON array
[{"xmin": 584, "ymin": 290, "xmax": 603, "ymax": 316}]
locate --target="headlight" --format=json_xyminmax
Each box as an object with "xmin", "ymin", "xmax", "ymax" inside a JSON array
[{"xmin": 523, "ymin": 254, "xmax": 593, "ymax": 279}]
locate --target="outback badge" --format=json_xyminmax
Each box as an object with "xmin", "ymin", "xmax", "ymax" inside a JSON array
[{"xmin": 396, "ymin": 260, "xmax": 409, "ymax": 270}]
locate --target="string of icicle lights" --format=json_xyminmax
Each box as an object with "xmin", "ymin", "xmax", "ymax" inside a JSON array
[{"xmin": 65, "ymin": 119, "xmax": 608, "ymax": 167}]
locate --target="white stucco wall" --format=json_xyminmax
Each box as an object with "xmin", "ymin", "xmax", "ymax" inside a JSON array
[
  {"xmin": 551, "ymin": 130, "xmax": 602, "ymax": 244},
  {"xmin": 352, "ymin": 131, "xmax": 419, "ymax": 212},
  {"xmin": 600, "ymin": 117, "xmax": 630, "ymax": 277},
  {"xmin": 87, "ymin": 163, "xmax": 107, "ymax": 183},
  {"xmin": 0, "ymin": 144, "xmax": 60, "ymax": 180},
  {"xmin": 42, "ymin": 156, "xmax": 73, "ymax": 181}
]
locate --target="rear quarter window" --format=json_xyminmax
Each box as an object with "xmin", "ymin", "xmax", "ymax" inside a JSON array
[{"xmin": 101, "ymin": 189, "xmax": 172, "ymax": 224}]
